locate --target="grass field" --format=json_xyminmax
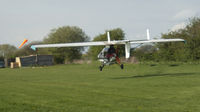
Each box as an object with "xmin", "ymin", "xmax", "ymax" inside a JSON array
[{"xmin": 0, "ymin": 63, "xmax": 200, "ymax": 112}]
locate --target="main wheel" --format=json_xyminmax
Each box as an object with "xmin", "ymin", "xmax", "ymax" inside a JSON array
[
  {"xmin": 120, "ymin": 64, "xmax": 124, "ymax": 69},
  {"xmin": 99, "ymin": 66, "xmax": 103, "ymax": 71}
]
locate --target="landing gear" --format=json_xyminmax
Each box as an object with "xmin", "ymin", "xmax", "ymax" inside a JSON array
[
  {"xmin": 99, "ymin": 64, "xmax": 123, "ymax": 71},
  {"xmin": 99, "ymin": 65, "xmax": 104, "ymax": 71},
  {"xmin": 120, "ymin": 64, "xmax": 124, "ymax": 69}
]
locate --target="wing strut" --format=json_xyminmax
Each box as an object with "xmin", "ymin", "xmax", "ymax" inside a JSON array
[
  {"xmin": 107, "ymin": 32, "xmax": 111, "ymax": 43},
  {"xmin": 125, "ymin": 42, "xmax": 131, "ymax": 59},
  {"xmin": 147, "ymin": 29, "xmax": 150, "ymax": 40}
]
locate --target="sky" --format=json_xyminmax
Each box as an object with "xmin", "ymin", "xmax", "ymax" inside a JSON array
[{"xmin": 0, "ymin": 0, "xmax": 200, "ymax": 47}]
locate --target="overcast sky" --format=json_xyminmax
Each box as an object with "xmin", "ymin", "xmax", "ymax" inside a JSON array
[{"xmin": 0, "ymin": 0, "xmax": 200, "ymax": 46}]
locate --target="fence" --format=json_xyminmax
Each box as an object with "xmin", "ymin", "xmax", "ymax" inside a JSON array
[{"xmin": 16, "ymin": 55, "xmax": 53, "ymax": 67}]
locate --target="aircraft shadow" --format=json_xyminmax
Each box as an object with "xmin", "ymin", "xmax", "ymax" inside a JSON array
[{"xmin": 111, "ymin": 72, "xmax": 197, "ymax": 80}]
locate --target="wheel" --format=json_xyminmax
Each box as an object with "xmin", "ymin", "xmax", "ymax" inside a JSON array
[
  {"xmin": 99, "ymin": 66, "xmax": 103, "ymax": 71},
  {"xmin": 120, "ymin": 64, "xmax": 124, "ymax": 69}
]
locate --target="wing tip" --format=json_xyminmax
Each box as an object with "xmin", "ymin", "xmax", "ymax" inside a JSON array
[{"xmin": 31, "ymin": 45, "xmax": 36, "ymax": 51}]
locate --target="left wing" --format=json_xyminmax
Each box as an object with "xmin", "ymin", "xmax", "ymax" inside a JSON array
[{"xmin": 30, "ymin": 40, "xmax": 128, "ymax": 50}]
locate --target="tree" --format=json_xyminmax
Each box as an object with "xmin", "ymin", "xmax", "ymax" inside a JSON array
[
  {"xmin": 88, "ymin": 28, "xmax": 125, "ymax": 60},
  {"xmin": 131, "ymin": 17, "xmax": 200, "ymax": 62},
  {"xmin": 0, "ymin": 44, "xmax": 17, "ymax": 58},
  {"xmin": 157, "ymin": 17, "xmax": 200, "ymax": 62},
  {"xmin": 132, "ymin": 45, "xmax": 158, "ymax": 61},
  {"xmin": 43, "ymin": 26, "xmax": 89, "ymax": 63}
]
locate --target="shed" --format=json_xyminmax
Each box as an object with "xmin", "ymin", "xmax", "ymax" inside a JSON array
[{"xmin": 16, "ymin": 55, "xmax": 53, "ymax": 67}]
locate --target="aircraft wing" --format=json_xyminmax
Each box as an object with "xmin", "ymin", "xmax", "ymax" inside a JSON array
[
  {"xmin": 129, "ymin": 38, "xmax": 185, "ymax": 44},
  {"xmin": 30, "ymin": 30, "xmax": 185, "ymax": 59},
  {"xmin": 30, "ymin": 40, "xmax": 128, "ymax": 50},
  {"xmin": 31, "ymin": 38, "xmax": 185, "ymax": 51}
]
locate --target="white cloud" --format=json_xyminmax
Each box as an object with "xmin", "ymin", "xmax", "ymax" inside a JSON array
[
  {"xmin": 170, "ymin": 22, "xmax": 186, "ymax": 31},
  {"xmin": 173, "ymin": 9, "xmax": 197, "ymax": 20}
]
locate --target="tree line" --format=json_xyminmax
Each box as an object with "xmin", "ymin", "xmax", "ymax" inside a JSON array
[{"xmin": 1, "ymin": 17, "xmax": 200, "ymax": 63}]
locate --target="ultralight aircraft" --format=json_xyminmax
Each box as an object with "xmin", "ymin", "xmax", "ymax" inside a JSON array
[{"xmin": 23, "ymin": 29, "xmax": 184, "ymax": 71}]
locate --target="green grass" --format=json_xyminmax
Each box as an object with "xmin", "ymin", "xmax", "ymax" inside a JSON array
[{"xmin": 0, "ymin": 63, "xmax": 200, "ymax": 112}]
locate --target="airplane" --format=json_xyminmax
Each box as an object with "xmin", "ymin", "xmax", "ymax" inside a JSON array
[{"xmin": 30, "ymin": 29, "xmax": 185, "ymax": 71}]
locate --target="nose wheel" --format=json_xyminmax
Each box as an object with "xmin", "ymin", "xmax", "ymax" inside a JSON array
[{"xmin": 120, "ymin": 64, "xmax": 124, "ymax": 69}]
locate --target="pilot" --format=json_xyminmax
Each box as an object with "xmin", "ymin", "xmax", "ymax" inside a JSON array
[
  {"xmin": 108, "ymin": 45, "xmax": 116, "ymax": 54},
  {"xmin": 106, "ymin": 45, "xmax": 116, "ymax": 61}
]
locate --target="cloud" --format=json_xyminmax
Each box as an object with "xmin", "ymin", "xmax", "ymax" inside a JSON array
[
  {"xmin": 170, "ymin": 22, "xmax": 186, "ymax": 31},
  {"xmin": 173, "ymin": 9, "xmax": 197, "ymax": 20}
]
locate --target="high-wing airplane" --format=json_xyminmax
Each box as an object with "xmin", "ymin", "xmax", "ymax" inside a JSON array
[{"xmin": 30, "ymin": 29, "xmax": 185, "ymax": 71}]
